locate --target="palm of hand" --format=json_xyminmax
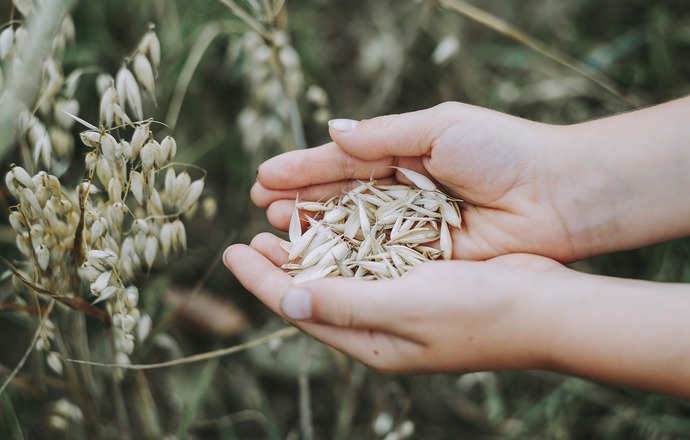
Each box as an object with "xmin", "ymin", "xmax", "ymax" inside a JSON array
[
  {"xmin": 423, "ymin": 128, "xmax": 576, "ymax": 261},
  {"xmin": 253, "ymin": 114, "xmax": 576, "ymax": 262}
]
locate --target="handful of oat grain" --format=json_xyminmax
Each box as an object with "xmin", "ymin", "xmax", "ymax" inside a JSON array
[{"xmin": 281, "ymin": 167, "xmax": 462, "ymax": 283}]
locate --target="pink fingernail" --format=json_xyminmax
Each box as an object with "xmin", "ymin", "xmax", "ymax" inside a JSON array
[
  {"xmin": 328, "ymin": 118, "xmax": 358, "ymax": 132},
  {"xmin": 281, "ymin": 288, "xmax": 312, "ymax": 320}
]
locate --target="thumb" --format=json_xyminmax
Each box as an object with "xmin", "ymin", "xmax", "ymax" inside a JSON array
[
  {"xmin": 328, "ymin": 104, "xmax": 452, "ymax": 160},
  {"xmin": 280, "ymin": 278, "xmax": 403, "ymax": 331}
]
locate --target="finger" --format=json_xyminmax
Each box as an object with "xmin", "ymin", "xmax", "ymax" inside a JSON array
[
  {"xmin": 265, "ymin": 199, "xmax": 295, "ymax": 231},
  {"xmin": 256, "ymin": 142, "xmax": 395, "ymax": 190},
  {"xmin": 251, "ymin": 176, "xmax": 399, "ymax": 209},
  {"xmin": 249, "ymin": 232, "xmax": 289, "ymax": 267},
  {"xmin": 328, "ymin": 104, "xmax": 454, "ymax": 160},
  {"xmin": 222, "ymin": 243, "xmax": 291, "ymax": 312},
  {"xmin": 280, "ymin": 277, "xmax": 407, "ymax": 334}
]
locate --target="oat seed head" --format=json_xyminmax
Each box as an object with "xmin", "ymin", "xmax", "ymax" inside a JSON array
[{"xmin": 3, "ymin": 25, "xmax": 212, "ymax": 372}]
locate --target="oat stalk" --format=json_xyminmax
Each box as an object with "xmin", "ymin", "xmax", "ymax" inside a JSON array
[
  {"xmin": 436, "ymin": 0, "xmax": 641, "ymax": 107},
  {"xmin": 66, "ymin": 326, "xmax": 299, "ymax": 370}
]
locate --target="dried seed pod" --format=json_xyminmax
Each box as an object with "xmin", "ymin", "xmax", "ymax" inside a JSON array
[
  {"xmin": 124, "ymin": 285, "xmax": 139, "ymax": 308},
  {"xmin": 90, "ymin": 217, "xmax": 107, "ymax": 241},
  {"xmin": 46, "ymin": 351, "xmax": 64, "ymax": 375},
  {"xmin": 99, "ymin": 86, "xmax": 119, "ymax": 128},
  {"xmin": 35, "ymin": 245, "xmax": 50, "ymax": 272},
  {"xmin": 137, "ymin": 28, "xmax": 161, "ymax": 70},
  {"xmin": 172, "ymin": 219, "xmax": 187, "ymax": 250},
  {"xmin": 116, "ymin": 65, "xmax": 143, "ymax": 120},
  {"xmin": 94, "ymin": 285, "xmax": 119, "ymax": 304},
  {"xmin": 11, "ymin": 165, "xmax": 34, "ymax": 189},
  {"xmin": 280, "ymin": 168, "xmax": 461, "ymax": 281},
  {"xmin": 8, "ymin": 210, "xmax": 26, "ymax": 233},
  {"xmin": 0, "ymin": 26, "xmax": 13, "ymax": 59},
  {"xmin": 289, "ymin": 195, "xmax": 302, "ymax": 243},
  {"xmin": 133, "ymin": 53, "xmax": 155, "ymax": 96},
  {"xmin": 140, "ymin": 141, "xmax": 156, "ymax": 173},
  {"xmin": 148, "ymin": 190, "xmax": 164, "ymax": 216},
  {"xmin": 440, "ymin": 218, "xmax": 452, "ymax": 260},
  {"xmin": 137, "ymin": 313, "xmax": 152, "ymax": 341},
  {"xmin": 439, "ymin": 199, "xmax": 462, "ymax": 228},
  {"xmin": 78, "ymin": 261, "xmax": 101, "ymax": 282},
  {"xmin": 130, "ymin": 123, "xmax": 149, "ymax": 158},
  {"xmin": 80, "ymin": 130, "xmax": 101, "ymax": 148},
  {"xmin": 144, "ymin": 235, "xmax": 158, "ymax": 268},
  {"xmin": 129, "ymin": 170, "xmax": 145, "ymax": 206},
  {"xmin": 90, "ymin": 270, "xmax": 112, "ymax": 295},
  {"xmin": 160, "ymin": 222, "xmax": 173, "ymax": 258},
  {"xmin": 179, "ymin": 179, "xmax": 204, "ymax": 212},
  {"xmin": 391, "ymin": 166, "xmax": 436, "ymax": 191},
  {"xmin": 173, "ymin": 171, "xmax": 191, "ymax": 201},
  {"xmin": 160, "ymin": 136, "xmax": 175, "ymax": 162}
]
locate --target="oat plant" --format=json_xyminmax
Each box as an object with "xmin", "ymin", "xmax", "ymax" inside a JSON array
[{"xmin": 1, "ymin": 4, "xmax": 206, "ymax": 436}]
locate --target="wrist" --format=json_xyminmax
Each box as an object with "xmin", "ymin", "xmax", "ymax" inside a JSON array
[
  {"xmin": 536, "ymin": 271, "xmax": 690, "ymax": 397},
  {"xmin": 543, "ymin": 122, "xmax": 621, "ymax": 259},
  {"xmin": 547, "ymin": 99, "xmax": 690, "ymax": 258}
]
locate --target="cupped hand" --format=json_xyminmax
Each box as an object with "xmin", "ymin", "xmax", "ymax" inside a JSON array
[
  {"xmin": 252, "ymin": 102, "xmax": 581, "ymax": 262},
  {"xmin": 223, "ymin": 232, "xmax": 566, "ymax": 374}
]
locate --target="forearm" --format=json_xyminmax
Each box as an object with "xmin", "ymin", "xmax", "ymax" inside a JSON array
[
  {"xmin": 539, "ymin": 271, "xmax": 690, "ymax": 399},
  {"xmin": 553, "ymin": 96, "xmax": 690, "ymax": 257}
]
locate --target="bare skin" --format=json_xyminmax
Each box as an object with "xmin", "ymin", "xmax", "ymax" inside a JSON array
[{"xmin": 225, "ymin": 97, "xmax": 690, "ymax": 399}]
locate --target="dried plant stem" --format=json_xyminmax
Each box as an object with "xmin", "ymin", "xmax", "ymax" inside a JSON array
[
  {"xmin": 436, "ymin": 0, "xmax": 642, "ymax": 107},
  {"xmin": 191, "ymin": 409, "xmax": 268, "ymax": 432},
  {"xmin": 285, "ymin": 94, "xmax": 307, "ymax": 150},
  {"xmin": 298, "ymin": 337, "xmax": 314, "ymax": 440},
  {"xmin": 53, "ymin": 323, "xmax": 101, "ymax": 433},
  {"xmin": 0, "ymin": 256, "xmax": 109, "ymax": 323},
  {"xmin": 63, "ymin": 309, "xmax": 99, "ymax": 410},
  {"xmin": 166, "ymin": 21, "xmax": 242, "ymax": 130},
  {"xmin": 111, "ymin": 373, "xmax": 131, "ymax": 434},
  {"xmin": 218, "ymin": 0, "xmax": 272, "ymax": 40},
  {"xmin": 67, "ymin": 326, "xmax": 299, "ymax": 370},
  {"xmin": 0, "ymin": 0, "xmax": 76, "ymax": 160},
  {"xmin": 0, "ymin": 300, "xmax": 55, "ymax": 397},
  {"xmin": 131, "ymin": 372, "xmax": 163, "ymax": 438},
  {"xmin": 335, "ymin": 362, "xmax": 367, "ymax": 440}
]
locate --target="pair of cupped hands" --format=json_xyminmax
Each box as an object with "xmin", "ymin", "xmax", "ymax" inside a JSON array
[{"xmin": 223, "ymin": 99, "xmax": 690, "ymax": 394}]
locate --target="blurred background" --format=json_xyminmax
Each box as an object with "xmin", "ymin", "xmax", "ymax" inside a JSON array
[{"xmin": 1, "ymin": 0, "xmax": 690, "ymax": 438}]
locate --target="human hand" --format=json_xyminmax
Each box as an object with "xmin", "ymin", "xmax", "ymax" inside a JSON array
[
  {"xmin": 223, "ymin": 232, "xmax": 562, "ymax": 373},
  {"xmin": 253, "ymin": 98, "xmax": 690, "ymax": 261},
  {"xmin": 252, "ymin": 102, "xmax": 581, "ymax": 262},
  {"xmin": 224, "ymin": 234, "xmax": 690, "ymax": 397}
]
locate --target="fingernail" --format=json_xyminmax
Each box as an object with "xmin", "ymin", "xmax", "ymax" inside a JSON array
[
  {"xmin": 281, "ymin": 288, "xmax": 312, "ymax": 320},
  {"xmin": 328, "ymin": 118, "xmax": 358, "ymax": 132},
  {"xmin": 222, "ymin": 246, "xmax": 234, "ymax": 267}
]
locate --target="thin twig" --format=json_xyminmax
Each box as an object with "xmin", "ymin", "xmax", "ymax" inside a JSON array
[
  {"xmin": 0, "ymin": 300, "xmax": 55, "ymax": 396},
  {"xmin": 218, "ymin": 0, "xmax": 272, "ymax": 40},
  {"xmin": 0, "ymin": 256, "xmax": 110, "ymax": 323},
  {"xmin": 436, "ymin": 0, "xmax": 643, "ymax": 107},
  {"xmin": 335, "ymin": 362, "xmax": 367, "ymax": 440},
  {"xmin": 165, "ymin": 21, "xmax": 243, "ymax": 130},
  {"xmin": 66, "ymin": 326, "xmax": 300, "ymax": 370},
  {"xmin": 298, "ymin": 337, "xmax": 314, "ymax": 440}
]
